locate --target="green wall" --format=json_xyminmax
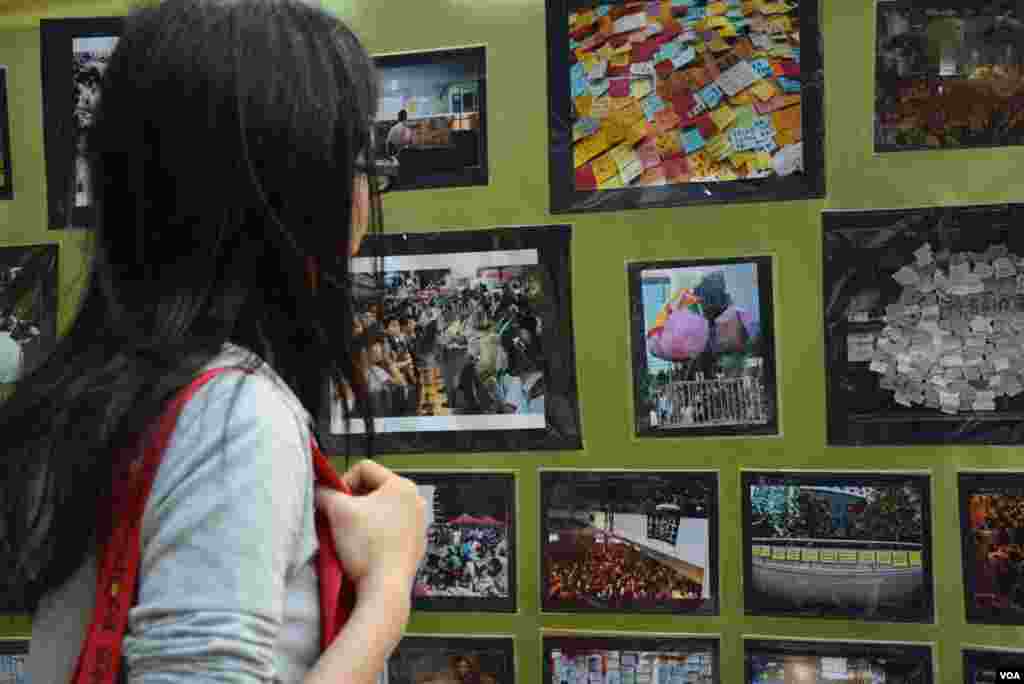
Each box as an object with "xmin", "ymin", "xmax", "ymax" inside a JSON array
[{"xmin": 1, "ymin": 0, "xmax": 1023, "ymax": 681}]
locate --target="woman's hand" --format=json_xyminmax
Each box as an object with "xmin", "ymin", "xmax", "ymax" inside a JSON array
[{"xmin": 314, "ymin": 459, "xmax": 428, "ymax": 593}]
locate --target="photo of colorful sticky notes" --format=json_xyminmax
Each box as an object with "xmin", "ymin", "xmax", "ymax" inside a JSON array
[{"xmin": 569, "ymin": 0, "xmax": 805, "ymax": 189}]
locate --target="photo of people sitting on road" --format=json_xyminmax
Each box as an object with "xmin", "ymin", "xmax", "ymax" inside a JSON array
[
  {"xmin": 963, "ymin": 474, "xmax": 1024, "ymax": 623},
  {"xmin": 541, "ymin": 470, "xmax": 716, "ymax": 614},
  {"xmin": 744, "ymin": 473, "xmax": 932, "ymax": 622},
  {"xmin": 404, "ymin": 472, "xmax": 515, "ymax": 611},
  {"xmin": 330, "ymin": 249, "xmax": 549, "ymax": 435}
]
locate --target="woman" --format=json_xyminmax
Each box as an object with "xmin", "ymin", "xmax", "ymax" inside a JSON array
[{"xmin": 0, "ymin": 2, "xmax": 426, "ymax": 683}]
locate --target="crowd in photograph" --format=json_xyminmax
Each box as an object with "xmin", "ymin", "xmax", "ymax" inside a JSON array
[
  {"xmin": 415, "ymin": 524, "xmax": 509, "ymax": 598},
  {"xmin": 546, "ymin": 540, "xmax": 701, "ymax": 606},
  {"xmin": 345, "ymin": 271, "xmax": 546, "ymax": 419}
]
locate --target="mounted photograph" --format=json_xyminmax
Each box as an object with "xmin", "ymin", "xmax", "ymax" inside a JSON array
[
  {"xmin": 876, "ymin": 0, "xmax": 1024, "ymax": 152},
  {"xmin": 824, "ymin": 203, "xmax": 1024, "ymax": 444},
  {"xmin": 745, "ymin": 638, "xmax": 934, "ymax": 683},
  {"xmin": 400, "ymin": 471, "xmax": 516, "ymax": 612},
  {"xmin": 40, "ymin": 17, "xmax": 122, "ymax": 229},
  {"xmin": 372, "ymin": 46, "xmax": 487, "ymax": 192},
  {"xmin": 629, "ymin": 255, "xmax": 777, "ymax": 438},
  {"xmin": 540, "ymin": 470, "xmax": 718, "ymax": 615},
  {"xmin": 544, "ymin": 633, "xmax": 718, "ymax": 684},
  {"xmin": 742, "ymin": 471, "xmax": 933, "ymax": 622},
  {"xmin": 377, "ymin": 636, "xmax": 514, "ymax": 684},
  {"xmin": 545, "ymin": 0, "xmax": 825, "ymax": 213},
  {"xmin": 322, "ymin": 226, "xmax": 581, "ymax": 454},
  {"xmin": 960, "ymin": 471, "xmax": 1024, "ymax": 624}
]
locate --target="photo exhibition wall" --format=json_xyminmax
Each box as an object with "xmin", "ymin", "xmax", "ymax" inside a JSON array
[{"xmin": 2, "ymin": 0, "xmax": 1024, "ymax": 683}]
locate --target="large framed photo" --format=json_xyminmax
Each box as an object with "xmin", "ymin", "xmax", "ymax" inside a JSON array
[
  {"xmin": 40, "ymin": 17, "xmax": 122, "ymax": 230},
  {"xmin": 545, "ymin": 0, "xmax": 825, "ymax": 214},
  {"xmin": 540, "ymin": 469, "xmax": 718, "ymax": 615},
  {"xmin": 628, "ymin": 255, "xmax": 777, "ymax": 438},
  {"xmin": 401, "ymin": 471, "xmax": 517, "ymax": 613},
  {"xmin": 960, "ymin": 471, "xmax": 1024, "ymax": 625},
  {"xmin": 0, "ymin": 639, "xmax": 29, "ymax": 683},
  {"xmin": 543, "ymin": 633, "xmax": 719, "ymax": 684},
  {"xmin": 963, "ymin": 647, "xmax": 1024, "ymax": 683},
  {"xmin": 823, "ymin": 203, "xmax": 1024, "ymax": 445},
  {"xmin": 0, "ymin": 66, "xmax": 13, "ymax": 200},
  {"xmin": 0, "ymin": 245, "xmax": 60, "ymax": 407},
  {"xmin": 377, "ymin": 635, "xmax": 514, "ymax": 684},
  {"xmin": 323, "ymin": 226, "xmax": 581, "ymax": 455},
  {"xmin": 742, "ymin": 471, "xmax": 934, "ymax": 622},
  {"xmin": 876, "ymin": 1, "xmax": 1024, "ymax": 153},
  {"xmin": 372, "ymin": 46, "xmax": 488, "ymax": 192},
  {"xmin": 745, "ymin": 638, "xmax": 934, "ymax": 683}
]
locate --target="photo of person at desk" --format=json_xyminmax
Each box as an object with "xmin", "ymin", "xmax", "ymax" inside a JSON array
[{"xmin": 373, "ymin": 47, "xmax": 487, "ymax": 190}]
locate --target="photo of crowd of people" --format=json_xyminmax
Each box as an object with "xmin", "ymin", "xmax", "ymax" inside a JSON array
[
  {"xmin": 0, "ymin": 246, "xmax": 58, "ymax": 405},
  {"xmin": 544, "ymin": 636, "xmax": 716, "ymax": 684},
  {"xmin": 330, "ymin": 249, "xmax": 549, "ymax": 435},
  {"xmin": 541, "ymin": 470, "xmax": 716, "ymax": 614},
  {"xmin": 746, "ymin": 639, "xmax": 934, "ymax": 684},
  {"xmin": 404, "ymin": 472, "xmax": 515, "ymax": 612},
  {"xmin": 378, "ymin": 637, "xmax": 513, "ymax": 684},
  {"xmin": 962, "ymin": 474, "xmax": 1024, "ymax": 623},
  {"xmin": 745, "ymin": 473, "xmax": 932, "ymax": 621},
  {"xmin": 876, "ymin": 2, "xmax": 1024, "ymax": 152},
  {"xmin": 631, "ymin": 257, "xmax": 777, "ymax": 437}
]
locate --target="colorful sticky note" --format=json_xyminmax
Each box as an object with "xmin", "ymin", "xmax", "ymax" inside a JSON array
[
  {"xmin": 656, "ymin": 130, "xmax": 684, "ymax": 157},
  {"xmin": 638, "ymin": 166, "xmax": 668, "ymax": 186},
  {"xmin": 708, "ymin": 34, "xmax": 731, "ymax": 53},
  {"xmin": 589, "ymin": 77, "xmax": 610, "ymax": 96},
  {"xmin": 681, "ymin": 128, "xmax": 706, "ymax": 153},
  {"xmin": 609, "ymin": 77, "xmax": 631, "ymax": 97},
  {"xmin": 772, "ymin": 103, "xmax": 801, "ymax": 132},
  {"xmin": 604, "ymin": 118, "xmax": 628, "ymax": 145},
  {"xmin": 590, "ymin": 95, "xmax": 611, "ymax": 119},
  {"xmin": 591, "ymin": 153, "xmax": 619, "ymax": 184},
  {"xmin": 612, "ymin": 101, "xmax": 646, "ymax": 126},
  {"xmin": 641, "ymin": 93, "xmax": 668, "ymax": 121},
  {"xmin": 626, "ymin": 118, "xmax": 652, "ymax": 145},
  {"xmin": 671, "ymin": 45, "xmax": 697, "ymax": 69},
  {"xmin": 661, "ymin": 156, "xmax": 689, "ymax": 181},
  {"xmin": 697, "ymin": 83, "xmax": 724, "ymax": 109},
  {"xmin": 575, "ymin": 95, "xmax": 594, "ymax": 118},
  {"xmin": 574, "ymin": 128, "xmax": 610, "ymax": 167},
  {"xmin": 671, "ymin": 91, "xmax": 697, "ymax": 117},
  {"xmin": 631, "ymin": 40, "xmax": 659, "ymax": 62},
  {"xmin": 710, "ymin": 104, "xmax": 737, "ymax": 130},
  {"xmin": 749, "ymin": 59, "xmax": 774, "ymax": 79},
  {"xmin": 637, "ymin": 139, "xmax": 663, "ymax": 168},
  {"xmin": 653, "ymin": 107, "xmax": 682, "ymax": 133},
  {"xmin": 777, "ymin": 76, "xmax": 801, "ymax": 93},
  {"xmin": 575, "ymin": 162, "xmax": 598, "ymax": 190},
  {"xmin": 630, "ymin": 77, "xmax": 654, "ymax": 99},
  {"xmin": 750, "ymin": 79, "xmax": 777, "ymax": 101},
  {"xmin": 573, "ymin": 116, "xmax": 601, "ymax": 141},
  {"xmin": 733, "ymin": 104, "xmax": 756, "ymax": 128}
]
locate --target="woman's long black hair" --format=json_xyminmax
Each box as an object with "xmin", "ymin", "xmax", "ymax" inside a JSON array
[{"xmin": 0, "ymin": 0, "xmax": 382, "ymax": 614}]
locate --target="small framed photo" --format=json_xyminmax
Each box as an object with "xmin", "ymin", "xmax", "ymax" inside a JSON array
[
  {"xmin": 544, "ymin": 0, "xmax": 825, "ymax": 214},
  {"xmin": 540, "ymin": 469, "xmax": 718, "ymax": 615},
  {"xmin": 40, "ymin": 17, "xmax": 122, "ymax": 230},
  {"xmin": 876, "ymin": 1, "xmax": 1024, "ymax": 153},
  {"xmin": 824, "ymin": 203, "xmax": 1024, "ymax": 445},
  {"xmin": 322, "ymin": 225, "xmax": 581, "ymax": 455},
  {"xmin": 745, "ymin": 638, "xmax": 934, "ymax": 683},
  {"xmin": 742, "ymin": 470, "xmax": 934, "ymax": 622},
  {"xmin": 400, "ymin": 471, "xmax": 516, "ymax": 612},
  {"xmin": 963, "ymin": 647, "xmax": 1024, "ymax": 683},
  {"xmin": 378, "ymin": 635, "xmax": 514, "ymax": 684},
  {"xmin": 0, "ymin": 639, "xmax": 29, "ymax": 683},
  {"xmin": 543, "ymin": 633, "xmax": 719, "ymax": 684},
  {"xmin": 960, "ymin": 471, "xmax": 1024, "ymax": 624},
  {"xmin": 0, "ymin": 66, "xmax": 13, "ymax": 200},
  {"xmin": 0, "ymin": 245, "xmax": 60, "ymax": 406},
  {"xmin": 628, "ymin": 255, "xmax": 777, "ymax": 438},
  {"xmin": 372, "ymin": 46, "xmax": 488, "ymax": 192}
]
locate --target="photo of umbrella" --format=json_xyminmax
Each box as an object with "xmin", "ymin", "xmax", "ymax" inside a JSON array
[{"xmin": 646, "ymin": 289, "xmax": 709, "ymax": 362}]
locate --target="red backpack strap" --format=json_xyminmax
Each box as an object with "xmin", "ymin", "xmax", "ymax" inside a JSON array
[{"xmin": 74, "ymin": 367, "xmax": 354, "ymax": 683}]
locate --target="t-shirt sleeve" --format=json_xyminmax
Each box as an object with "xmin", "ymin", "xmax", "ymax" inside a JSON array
[{"xmin": 121, "ymin": 370, "xmax": 312, "ymax": 683}]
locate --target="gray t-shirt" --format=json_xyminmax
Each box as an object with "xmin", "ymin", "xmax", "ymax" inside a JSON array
[{"xmin": 26, "ymin": 343, "xmax": 320, "ymax": 683}]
